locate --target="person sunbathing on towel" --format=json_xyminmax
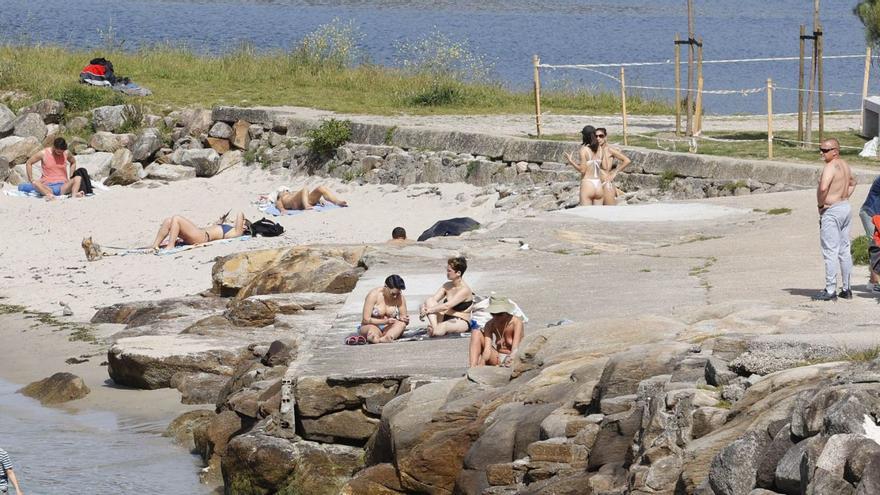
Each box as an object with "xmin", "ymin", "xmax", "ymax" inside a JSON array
[
  {"xmin": 468, "ymin": 296, "xmax": 524, "ymax": 368},
  {"xmin": 357, "ymin": 275, "xmax": 410, "ymax": 344},
  {"xmin": 150, "ymin": 211, "xmax": 250, "ymax": 252},
  {"xmin": 24, "ymin": 137, "xmax": 83, "ymax": 201},
  {"xmin": 274, "ymin": 185, "xmax": 348, "ymax": 214}
]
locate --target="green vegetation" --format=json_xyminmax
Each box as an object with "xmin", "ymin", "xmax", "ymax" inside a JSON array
[
  {"xmin": 307, "ymin": 118, "xmax": 352, "ymax": 154},
  {"xmin": 0, "ymin": 20, "xmax": 672, "ymax": 117},
  {"xmin": 852, "ymin": 235, "xmax": 871, "ymax": 265},
  {"xmin": 722, "ymin": 180, "xmax": 748, "ymax": 192},
  {"xmin": 384, "ymin": 126, "xmax": 397, "ymax": 145},
  {"xmin": 715, "ymin": 400, "xmax": 733, "ymax": 409},
  {"xmin": 659, "ymin": 169, "xmax": 677, "ymax": 191},
  {"xmin": 855, "ymin": 1, "xmax": 880, "ymax": 54},
  {"xmin": 116, "ymin": 103, "xmax": 144, "ymax": 134},
  {"xmin": 766, "ymin": 208, "xmax": 792, "ymax": 215},
  {"xmin": 841, "ymin": 345, "xmax": 880, "ymax": 362},
  {"xmin": 639, "ymin": 268, "xmax": 651, "ymax": 272}
]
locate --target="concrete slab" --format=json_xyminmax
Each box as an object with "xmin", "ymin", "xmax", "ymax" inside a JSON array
[{"xmin": 555, "ymin": 203, "xmax": 751, "ymax": 223}]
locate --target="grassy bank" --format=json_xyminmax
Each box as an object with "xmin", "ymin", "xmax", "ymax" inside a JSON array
[
  {"xmin": 0, "ymin": 44, "xmax": 673, "ymax": 116},
  {"xmin": 542, "ymin": 130, "xmax": 878, "ymax": 168}
]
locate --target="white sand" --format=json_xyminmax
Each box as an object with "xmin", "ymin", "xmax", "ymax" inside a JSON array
[{"xmin": 0, "ymin": 168, "xmax": 503, "ymax": 319}]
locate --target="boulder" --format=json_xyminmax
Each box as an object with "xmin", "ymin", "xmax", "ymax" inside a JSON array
[
  {"xmin": 755, "ymin": 424, "xmax": 795, "ymax": 489},
  {"xmin": 107, "ymin": 335, "xmax": 252, "ymax": 389},
  {"xmin": 165, "ymin": 409, "xmax": 214, "ymax": 450},
  {"xmin": 12, "ymin": 112, "xmax": 47, "ymax": 141},
  {"xmin": 218, "ymin": 149, "xmax": 243, "ymax": 171},
  {"xmin": 295, "ymin": 376, "xmax": 399, "ymax": 418},
  {"xmin": 857, "ymin": 453, "xmax": 880, "ymax": 494},
  {"xmin": 225, "ymin": 298, "xmax": 278, "ymax": 327},
  {"xmin": 66, "ymin": 116, "xmax": 88, "ymax": 132},
  {"xmin": 92, "ymin": 105, "xmax": 129, "ymax": 132},
  {"xmin": 209, "ymin": 121, "xmax": 233, "ymax": 139},
  {"xmin": 342, "ymin": 463, "xmax": 406, "ymax": 494},
  {"xmin": 105, "ymin": 149, "xmax": 143, "ymax": 186},
  {"xmin": 91, "ymin": 295, "xmax": 226, "ymax": 327},
  {"xmin": 0, "ymin": 156, "xmax": 10, "ymax": 182},
  {"xmin": 131, "ymin": 128, "xmax": 163, "ymax": 162},
  {"xmin": 144, "ymin": 162, "xmax": 195, "ymax": 181},
  {"xmin": 463, "ymin": 402, "xmax": 558, "ymax": 470},
  {"xmin": 170, "ymin": 372, "xmax": 228, "ymax": 404},
  {"xmin": 18, "ymin": 372, "xmax": 90, "ymax": 404},
  {"xmin": 74, "ymin": 152, "xmax": 113, "ymax": 179},
  {"xmin": 0, "ymin": 104, "xmax": 15, "ymax": 136},
  {"xmin": 693, "ymin": 407, "xmax": 730, "ymax": 439},
  {"xmin": 89, "ymin": 131, "xmax": 135, "ymax": 152},
  {"xmin": 20, "ymin": 99, "xmax": 64, "ymax": 124},
  {"xmin": 232, "ymin": 120, "xmax": 250, "ymax": 149},
  {"xmin": 229, "ymin": 246, "xmax": 367, "ymax": 299},
  {"xmin": 179, "ymin": 148, "xmax": 220, "ymax": 177},
  {"xmin": 261, "ymin": 340, "xmax": 294, "ymax": 367},
  {"xmin": 708, "ymin": 430, "xmax": 771, "ymax": 495},
  {"xmin": 180, "ymin": 108, "xmax": 213, "ymax": 136},
  {"xmin": 593, "ymin": 342, "xmax": 691, "ymax": 403},
  {"xmin": 275, "ymin": 441, "xmax": 365, "ymax": 495},
  {"xmin": 0, "ymin": 135, "xmax": 40, "ymax": 164},
  {"xmin": 300, "ymin": 409, "xmax": 380, "ymax": 443},
  {"xmin": 206, "ymin": 137, "xmax": 230, "ymax": 154}
]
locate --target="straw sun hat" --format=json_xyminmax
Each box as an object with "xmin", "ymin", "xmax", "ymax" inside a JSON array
[{"xmin": 486, "ymin": 296, "xmax": 515, "ymax": 315}]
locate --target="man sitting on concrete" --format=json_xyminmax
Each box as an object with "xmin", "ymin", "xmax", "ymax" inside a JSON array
[{"xmin": 24, "ymin": 137, "xmax": 82, "ymax": 200}]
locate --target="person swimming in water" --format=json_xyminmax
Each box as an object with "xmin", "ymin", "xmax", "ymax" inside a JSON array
[
  {"xmin": 150, "ymin": 211, "xmax": 250, "ymax": 251},
  {"xmin": 420, "ymin": 256, "xmax": 474, "ymax": 337},
  {"xmin": 564, "ymin": 125, "xmax": 606, "ymax": 206},
  {"xmin": 358, "ymin": 274, "xmax": 409, "ymax": 343}
]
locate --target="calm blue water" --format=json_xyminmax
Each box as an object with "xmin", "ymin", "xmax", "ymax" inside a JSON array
[
  {"xmin": 0, "ymin": 0, "xmax": 873, "ymax": 114},
  {"xmin": 0, "ymin": 379, "xmax": 211, "ymax": 495}
]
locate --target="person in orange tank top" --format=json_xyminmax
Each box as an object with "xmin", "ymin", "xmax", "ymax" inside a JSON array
[{"xmin": 24, "ymin": 137, "xmax": 82, "ymax": 200}]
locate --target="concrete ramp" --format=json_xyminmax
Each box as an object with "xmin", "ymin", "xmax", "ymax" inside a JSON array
[{"xmin": 555, "ymin": 203, "xmax": 751, "ymax": 223}]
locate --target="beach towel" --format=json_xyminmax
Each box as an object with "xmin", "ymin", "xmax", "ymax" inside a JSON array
[
  {"xmin": 112, "ymin": 81, "xmax": 152, "ymax": 97},
  {"xmin": 260, "ymin": 203, "xmax": 341, "ymax": 217},
  {"xmin": 103, "ymin": 235, "xmax": 252, "ymax": 256}
]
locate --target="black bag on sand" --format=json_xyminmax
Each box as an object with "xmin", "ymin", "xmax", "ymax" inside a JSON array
[
  {"xmin": 249, "ymin": 218, "xmax": 284, "ymax": 237},
  {"xmin": 72, "ymin": 168, "xmax": 93, "ymax": 195},
  {"xmin": 417, "ymin": 217, "xmax": 481, "ymax": 242}
]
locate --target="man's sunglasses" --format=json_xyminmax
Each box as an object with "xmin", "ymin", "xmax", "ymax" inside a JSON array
[
  {"xmin": 596, "ymin": 134, "xmax": 606, "ymax": 138},
  {"xmin": 819, "ymin": 147, "xmax": 837, "ymax": 153}
]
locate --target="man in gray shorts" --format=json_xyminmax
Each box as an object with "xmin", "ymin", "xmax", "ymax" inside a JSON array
[
  {"xmin": 812, "ymin": 138, "xmax": 856, "ymax": 301},
  {"xmin": 0, "ymin": 447, "xmax": 23, "ymax": 494}
]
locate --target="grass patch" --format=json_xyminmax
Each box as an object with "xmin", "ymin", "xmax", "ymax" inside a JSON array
[
  {"xmin": 852, "ymin": 235, "xmax": 871, "ymax": 266},
  {"xmin": 722, "ymin": 180, "xmax": 748, "ymax": 192},
  {"xmin": 384, "ymin": 126, "xmax": 397, "ymax": 145},
  {"xmin": 639, "ymin": 268, "xmax": 651, "ymax": 272},
  {"xmin": 841, "ymin": 345, "xmax": 880, "ymax": 362},
  {"xmin": 766, "ymin": 208, "xmax": 792, "ymax": 215},
  {"xmin": 0, "ymin": 28, "xmax": 673, "ymax": 117},
  {"xmin": 307, "ymin": 118, "xmax": 352, "ymax": 155},
  {"xmin": 0, "ymin": 304, "xmax": 26, "ymax": 314},
  {"xmin": 682, "ymin": 234, "xmax": 722, "ymax": 244},
  {"xmin": 659, "ymin": 169, "xmax": 677, "ymax": 191},
  {"xmin": 715, "ymin": 400, "xmax": 733, "ymax": 409}
]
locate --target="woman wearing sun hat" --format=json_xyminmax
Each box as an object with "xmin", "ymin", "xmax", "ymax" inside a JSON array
[{"xmin": 468, "ymin": 296, "xmax": 524, "ymax": 367}]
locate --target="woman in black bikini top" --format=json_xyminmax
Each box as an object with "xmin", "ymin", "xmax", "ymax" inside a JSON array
[{"xmin": 420, "ymin": 256, "xmax": 474, "ymax": 337}]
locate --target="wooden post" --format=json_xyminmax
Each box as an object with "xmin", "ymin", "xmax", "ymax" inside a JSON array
[
  {"xmin": 806, "ymin": 0, "xmax": 819, "ymax": 147},
  {"xmin": 686, "ymin": 0, "xmax": 695, "ymax": 136},
  {"xmin": 674, "ymin": 33, "xmax": 682, "ymax": 136},
  {"xmin": 694, "ymin": 37, "xmax": 704, "ymax": 135},
  {"xmin": 532, "ymin": 54, "xmax": 542, "ymax": 138},
  {"xmin": 620, "ymin": 67, "xmax": 628, "ymax": 145},
  {"xmin": 863, "ymin": 45, "xmax": 873, "ymax": 131},
  {"xmin": 817, "ymin": 25, "xmax": 824, "ymax": 142},
  {"xmin": 767, "ymin": 78, "xmax": 774, "ymax": 159},
  {"xmin": 798, "ymin": 25, "xmax": 805, "ymax": 143}
]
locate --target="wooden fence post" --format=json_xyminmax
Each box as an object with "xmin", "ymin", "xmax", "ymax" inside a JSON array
[
  {"xmin": 767, "ymin": 78, "xmax": 774, "ymax": 159},
  {"xmin": 620, "ymin": 67, "xmax": 628, "ymax": 145},
  {"xmin": 532, "ymin": 54, "xmax": 542, "ymax": 138},
  {"xmin": 695, "ymin": 37, "xmax": 704, "ymax": 135},
  {"xmin": 798, "ymin": 25, "xmax": 805, "ymax": 143},
  {"xmin": 817, "ymin": 25, "xmax": 824, "ymax": 143},
  {"xmin": 674, "ymin": 33, "xmax": 682, "ymax": 136},
  {"xmin": 863, "ymin": 45, "xmax": 873, "ymax": 131}
]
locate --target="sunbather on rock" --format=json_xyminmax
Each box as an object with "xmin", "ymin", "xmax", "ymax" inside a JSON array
[
  {"xmin": 468, "ymin": 296, "xmax": 524, "ymax": 367},
  {"xmin": 150, "ymin": 211, "xmax": 250, "ymax": 252},
  {"xmin": 420, "ymin": 257, "xmax": 474, "ymax": 337},
  {"xmin": 24, "ymin": 137, "xmax": 83, "ymax": 200},
  {"xmin": 358, "ymin": 275, "xmax": 409, "ymax": 344},
  {"xmin": 274, "ymin": 185, "xmax": 348, "ymax": 214}
]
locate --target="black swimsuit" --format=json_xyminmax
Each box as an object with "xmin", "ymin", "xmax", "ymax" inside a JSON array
[{"xmin": 445, "ymin": 299, "xmax": 473, "ymax": 324}]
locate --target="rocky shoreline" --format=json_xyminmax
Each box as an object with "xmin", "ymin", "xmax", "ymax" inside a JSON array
[{"xmin": 2, "ymin": 99, "xmax": 880, "ymax": 494}]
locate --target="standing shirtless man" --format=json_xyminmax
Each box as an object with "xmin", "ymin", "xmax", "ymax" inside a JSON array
[{"xmin": 812, "ymin": 138, "xmax": 857, "ymax": 301}]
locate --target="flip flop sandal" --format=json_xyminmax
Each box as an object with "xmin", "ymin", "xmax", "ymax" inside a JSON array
[
  {"xmin": 344, "ymin": 335, "xmax": 360, "ymax": 345},
  {"xmin": 356, "ymin": 335, "xmax": 368, "ymax": 345}
]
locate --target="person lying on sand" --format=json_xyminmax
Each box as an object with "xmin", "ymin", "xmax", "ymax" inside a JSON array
[
  {"xmin": 420, "ymin": 256, "xmax": 474, "ymax": 337},
  {"xmin": 150, "ymin": 211, "xmax": 250, "ymax": 252},
  {"xmin": 468, "ymin": 296, "xmax": 524, "ymax": 367},
  {"xmin": 357, "ymin": 275, "xmax": 409, "ymax": 344},
  {"xmin": 24, "ymin": 137, "xmax": 83, "ymax": 200},
  {"xmin": 273, "ymin": 185, "xmax": 348, "ymax": 214}
]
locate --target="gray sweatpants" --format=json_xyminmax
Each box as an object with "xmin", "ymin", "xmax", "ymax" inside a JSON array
[{"xmin": 820, "ymin": 202, "xmax": 853, "ymax": 293}]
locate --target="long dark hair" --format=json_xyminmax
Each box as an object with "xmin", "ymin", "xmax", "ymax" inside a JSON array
[{"xmin": 581, "ymin": 125, "xmax": 599, "ymax": 153}]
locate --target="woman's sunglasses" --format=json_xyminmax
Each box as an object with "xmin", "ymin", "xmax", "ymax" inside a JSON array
[{"xmin": 596, "ymin": 134, "xmax": 606, "ymax": 138}]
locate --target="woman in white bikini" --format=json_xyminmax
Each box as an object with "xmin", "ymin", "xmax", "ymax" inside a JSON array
[
  {"xmin": 357, "ymin": 275, "xmax": 409, "ymax": 344},
  {"xmin": 595, "ymin": 127, "xmax": 632, "ymax": 205},
  {"xmin": 564, "ymin": 125, "xmax": 606, "ymax": 206}
]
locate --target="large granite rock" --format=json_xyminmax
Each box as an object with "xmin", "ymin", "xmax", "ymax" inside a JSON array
[
  {"xmin": 107, "ymin": 335, "xmax": 252, "ymax": 389},
  {"xmin": 144, "ymin": 162, "xmax": 195, "ymax": 181},
  {"xmin": 105, "ymin": 149, "xmax": 142, "ymax": 186},
  {"xmin": 0, "ymin": 135, "xmax": 40, "ymax": 164},
  {"xmin": 12, "ymin": 112, "xmax": 47, "ymax": 141},
  {"xmin": 232, "ymin": 120, "xmax": 250, "ymax": 149},
  {"xmin": 209, "ymin": 121, "xmax": 233, "ymax": 139},
  {"xmin": 301, "ymin": 409, "xmax": 381, "ymax": 443},
  {"xmin": 237, "ymin": 246, "xmax": 367, "ymax": 298},
  {"xmin": 91, "ymin": 296, "xmax": 227, "ymax": 328},
  {"xmin": 708, "ymin": 430, "xmax": 771, "ymax": 495},
  {"xmin": 89, "ymin": 131, "xmax": 135, "ymax": 152},
  {"xmin": 0, "ymin": 104, "xmax": 15, "ymax": 136},
  {"xmin": 131, "ymin": 127, "xmax": 163, "ymax": 162},
  {"xmin": 0, "ymin": 157, "xmax": 9, "ymax": 182},
  {"xmin": 75, "ymin": 152, "xmax": 114, "ymax": 179},
  {"xmin": 180, "ymin": 108, "xmax": 213, "ymax": 137},
  {"xmin": 165, "ymin": 409, "xmax": 214, "ymax": 451},
  {"xmin": 18, "ymin": 372, "xmax": 90, "ymax": 404},
  {"xmin": 20, "ymin": 99, "xmax": 65, "ymax": 124},
  {"xmin": 92, "ymin": 105, "xmax": 131, "ymax": 132},
  {"xmin": 178, "ymin": 148, "xmax": 220, "ymax": 177},
  {"xmin": 171, "ymin": 372, "xmax": 229, "ymax": 405}
]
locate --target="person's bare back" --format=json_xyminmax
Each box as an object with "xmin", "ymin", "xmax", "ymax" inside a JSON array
[{"xmin": 817, "ymin": 139, "xmax": 855, "ymax": 208}]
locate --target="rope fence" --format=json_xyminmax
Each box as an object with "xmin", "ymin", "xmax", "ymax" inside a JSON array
[{"xmin": 530, "ymin": 43, "xmax": 876, "ymax": 158}]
